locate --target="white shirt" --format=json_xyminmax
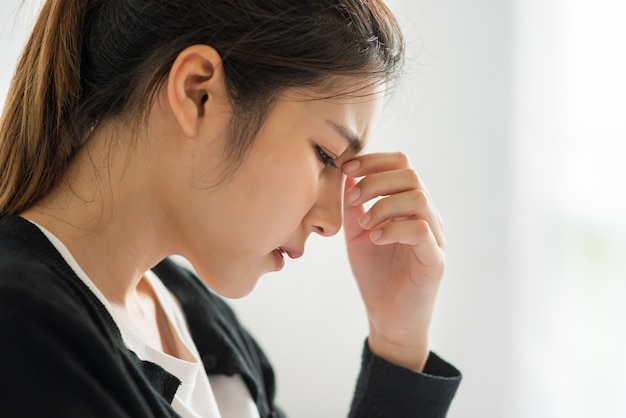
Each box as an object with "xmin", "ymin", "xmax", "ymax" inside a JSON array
[{"xmin": 32, "ymin": 221, "xmax": 260, "ymax": 418}]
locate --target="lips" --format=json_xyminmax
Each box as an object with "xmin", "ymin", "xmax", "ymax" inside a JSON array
[
  {"xmin": 272, "ymin": 246, "xmax": 304, "ymax": 271},
  {"xmin": 278, "ymin": 247, "xmax": 304, "ymax": 260}
]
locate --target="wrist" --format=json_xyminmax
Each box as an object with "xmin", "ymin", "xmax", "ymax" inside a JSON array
[{"xmin": 367, "ymin": 331, "xmax": 430, "ymax": 373}]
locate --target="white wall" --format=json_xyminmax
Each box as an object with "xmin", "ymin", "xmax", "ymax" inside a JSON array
[
  {"xmin": 510, "ymin": 1, "xmax": 626, "ymax": 416},
  {"xmin": 0, "ymin": 3, "xmax": 39, "ymax": 102}
]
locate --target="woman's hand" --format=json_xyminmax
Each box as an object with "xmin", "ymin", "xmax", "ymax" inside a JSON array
[{"xmin": 342, "ymin": 152, "xmax": 446, "ymax": 372}]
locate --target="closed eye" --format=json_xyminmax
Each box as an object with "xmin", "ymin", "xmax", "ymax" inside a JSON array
[{"xmin": 314, "ymin": 145, "xmax": 339, "ymax": 169}]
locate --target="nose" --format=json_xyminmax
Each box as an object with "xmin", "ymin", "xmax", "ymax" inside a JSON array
[{"xmin": 304, "ymin": 174, "xmax": 344, "ymax": 237}]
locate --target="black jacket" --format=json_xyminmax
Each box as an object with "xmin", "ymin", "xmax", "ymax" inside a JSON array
[{"xmin": 0, "ymin": 216, "xmax": 461, "ymax": 417}]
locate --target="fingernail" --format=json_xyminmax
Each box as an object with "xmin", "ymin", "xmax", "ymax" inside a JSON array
[
  {"xmin": 343, "ymin": 159, "xmax": 360, "ymax": 174},
  {"xmin": 347, "ymin": 187, "xmax": 361, "ymax": 203},
  {"xmin": 370, "ymin": 229, "xmax": 382, "ymax": 242},
  {"xmin": 359, "ymin": 212, "xmax": 371, "ymax": 227}
]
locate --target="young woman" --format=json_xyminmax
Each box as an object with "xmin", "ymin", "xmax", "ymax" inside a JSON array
[{"xmin": 0, "ymin": 0, "xmax": 460, "ymax": 416}]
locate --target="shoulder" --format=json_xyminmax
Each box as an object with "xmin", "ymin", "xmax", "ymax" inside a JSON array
[
  {"xmin": 0, "ymin": 276, "xmax": 164, "ymax": 416},
  {"xmin": 0, "ymin": 215, "xmax": 71, "ymax": 288},
  {"xmin": 0, "ymin": 216, "xmax": 102, "ymax": 321},
  {"xmin": 0, "ymin": 215, "xmax": 123, "ymax": 361},
  {"xmin": 0, "ymin": 218, "xmax": 117, "ymax": 348},
  {"xmin": 0, "ymin": 258, "xmax": 116, "ymax": 414},
  {"xmin": 0, "ymin": 217, "xmax": 169, "ymax": 416}
]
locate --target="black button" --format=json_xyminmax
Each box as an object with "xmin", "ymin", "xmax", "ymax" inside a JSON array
[{"xmin": 202, "ymin": 353, "xmax": 218, "ymax": 370}]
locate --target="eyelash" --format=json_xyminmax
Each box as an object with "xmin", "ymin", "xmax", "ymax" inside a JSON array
[{"xmin": 314, "ymin": 145, "xmax": 339, "ymax": 169}]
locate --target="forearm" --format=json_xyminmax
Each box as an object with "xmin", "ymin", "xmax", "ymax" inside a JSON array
[{"xmin": 349, "ymin": 340, "xmax": 461, "ymax": 418}]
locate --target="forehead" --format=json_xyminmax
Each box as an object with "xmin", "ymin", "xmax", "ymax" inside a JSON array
[
  {"xmin": 291, "ymin": 76, "xmax": 387, "ymax": 102},
  {"xmin": 281, "ymin": 78, "xmax": 387, "ymax": 147}
]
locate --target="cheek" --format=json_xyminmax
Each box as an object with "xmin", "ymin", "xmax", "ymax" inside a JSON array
[
  {"xmin": 281, "ymin": 156, "xmax": 320, "ymax": 195},
  {"xmin": 254, "ymin": 159, "xmax": 320, "ymax": 225}
]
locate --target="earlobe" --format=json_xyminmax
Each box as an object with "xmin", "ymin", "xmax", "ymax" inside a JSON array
[{"xmin": 167, "ymin": 45, "xmax": 225, "ymax": 138}]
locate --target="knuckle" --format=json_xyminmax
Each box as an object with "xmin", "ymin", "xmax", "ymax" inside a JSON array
[
  {"xmin": 415, "ymin": 219, "xmax": 430, "ymax": 236},
  {"xmin": 412, "ymin": 189, "xmax": 429, "ymax": 208},
  {"xmin": 404, "ymin": 169, "xmax": 420, "ymax": 188},
  {"xmin": 394, "ymin": 151, "xmax": 410, "ymax": 166},
  {"xmin": 432, "ymin": 250, "xmax": 446, "ymax": 276}
]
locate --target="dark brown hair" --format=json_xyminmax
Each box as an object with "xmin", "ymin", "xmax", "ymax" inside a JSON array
[{"xmin": 0, "ymin": 0, "xmax": 404, "ymax": 217}]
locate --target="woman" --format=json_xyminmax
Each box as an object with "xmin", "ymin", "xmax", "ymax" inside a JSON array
[{"xmin": 0, "ymin": 0, "xmax": 460, "ymax": 416}]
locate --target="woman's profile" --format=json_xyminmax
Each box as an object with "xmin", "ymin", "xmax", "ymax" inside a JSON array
[{"xmin": 0, "ymin": 0, "xmax": 461, "ymax": 416}]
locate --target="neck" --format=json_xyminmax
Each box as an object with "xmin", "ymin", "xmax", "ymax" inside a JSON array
[{"xmin": 21, "ymin": 125, "xmax": 176, "ymax": 305}]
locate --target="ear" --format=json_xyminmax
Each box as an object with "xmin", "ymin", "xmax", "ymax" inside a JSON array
[{"xmin": 167, "ymin": 45, "xmax": 226, "ymax": 138}]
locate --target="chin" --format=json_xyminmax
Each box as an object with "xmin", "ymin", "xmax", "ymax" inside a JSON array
[
  {"xmin": 195, "ymin": 266, "xmax": 262, "ymax": 299},
  {"xmin": 213, "ymin": 283, "xmax": 258, "ymax": 299}
]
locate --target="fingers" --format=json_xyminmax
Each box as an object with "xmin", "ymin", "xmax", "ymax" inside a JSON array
[
  {"xmin": 370, "ymin": 219, "xmax": 445, "ymax": 269},
  {"xmin": 345, "ymin": 168, "xmax": 419, "ymax": 205},
  {"xmin": 343, "ymin": 152, "xmax": 445, "ymax": 249},
  {"xmin": 359, "ymin": 190, "xmax": 445, "ymax": 249},
  {"xmin": 343, "ymin": 152, "xmax": 413, "ymax": 177}
]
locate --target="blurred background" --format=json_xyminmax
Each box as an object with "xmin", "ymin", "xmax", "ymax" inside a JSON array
[{"xmin": 2, "ymin": 1, "xmax": 625, "ymax": 417}]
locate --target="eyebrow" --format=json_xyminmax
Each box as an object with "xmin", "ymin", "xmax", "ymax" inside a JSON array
[{"xmin": 326, "ymin": 120, "xmax": 363, "ymax": 153}]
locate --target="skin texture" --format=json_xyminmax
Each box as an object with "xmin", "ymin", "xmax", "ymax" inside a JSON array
[{"xmin": 22, "ymin": 45, "xmax": 445, "ymax": 372}]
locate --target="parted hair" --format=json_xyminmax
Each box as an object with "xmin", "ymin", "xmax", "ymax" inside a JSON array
[{"xmin": 0, "ymin": 0, "xmax": 404, "ymax": 217}]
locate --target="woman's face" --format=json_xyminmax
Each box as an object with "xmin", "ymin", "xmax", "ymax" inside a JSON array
[{"xmin": 173, "ymin": 82, "xmax": 385, "ymax": 298}]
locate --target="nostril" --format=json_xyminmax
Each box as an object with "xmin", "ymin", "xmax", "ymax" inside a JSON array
[
  {"xmin": 312, "ymin": 225, "xmax": 325, "ymax": 235},
  {"xmin": 311, "ymin": 221, "xmax": 342, "ymax": 237}
]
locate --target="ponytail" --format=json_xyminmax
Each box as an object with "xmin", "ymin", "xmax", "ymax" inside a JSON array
[{"xmin": 0, "ymin": 0, "xmax": 89, "ymax": 217}]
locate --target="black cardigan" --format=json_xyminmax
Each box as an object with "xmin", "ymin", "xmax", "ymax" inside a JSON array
[{"xmin": 0, "ymin": 216, "xmax": 461, "ymax": 417}]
